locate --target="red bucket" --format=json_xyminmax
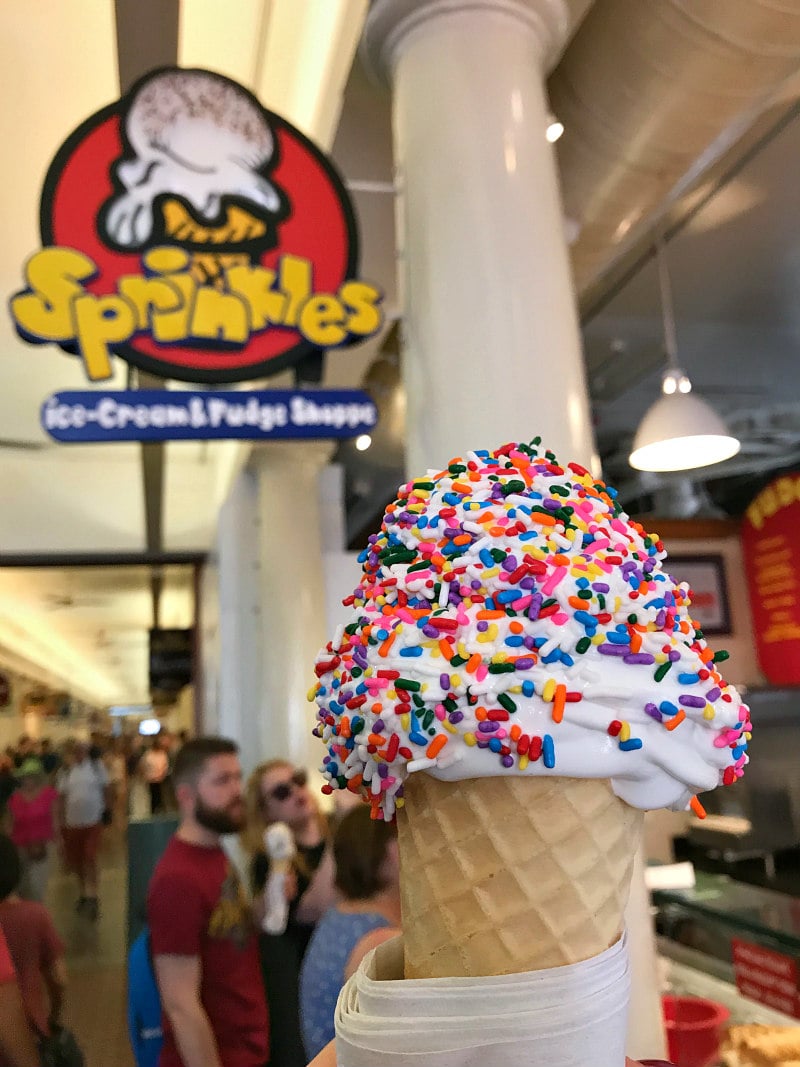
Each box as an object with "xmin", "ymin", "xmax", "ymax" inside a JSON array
[{"xmin": 662, "ymin": 995, "xmax": 730, "ymax": 1067}]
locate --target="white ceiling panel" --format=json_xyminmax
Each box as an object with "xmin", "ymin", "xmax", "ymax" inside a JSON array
[
  {"xmin": 178, "ymin": 0, "xmax": 263, "ymax": 85},
  {"xmin": 0, "ymin": 447, "xmax": 145, "ymax": 554},
  {"xmin": 162, "ymin": 442, "xmax": 221, "ymax": 551}
]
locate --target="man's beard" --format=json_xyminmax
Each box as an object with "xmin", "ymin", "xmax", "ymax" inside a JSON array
[{"xmin": 194, "ymin": 797, "xmax": 244, "ymax": 834}]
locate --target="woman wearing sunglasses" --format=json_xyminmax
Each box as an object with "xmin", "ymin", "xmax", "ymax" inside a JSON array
[{"xmin": 242, "ymin": 760, "xmax": 337, "ymax": 1067}]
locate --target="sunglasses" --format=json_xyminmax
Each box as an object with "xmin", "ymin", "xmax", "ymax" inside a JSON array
[{"xmin": 264, "ymin": 768, "xmax": 308, "ymax": 803}]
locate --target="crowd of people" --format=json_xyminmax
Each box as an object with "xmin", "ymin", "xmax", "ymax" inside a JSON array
[
  {"xmin": 0, "ymin": 731, "xmax": 668, "ymax": 1067},
  {"xmin": 143, "ymin": 737, "xmax": 402, "ymax": 1067},
  {"xmin": 0, "ymin": 729, "xmax": 189, "ymax": 1066},
  {"xmin": 0, "ymin": 731, "xmax": 402, "ymax": 1067},
  {"xmin": 0, "ymin": 731, "xmax": 187, "ymax": 914}
]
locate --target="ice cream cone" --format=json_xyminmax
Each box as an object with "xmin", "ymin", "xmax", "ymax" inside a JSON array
[
  {"xmin": 161, "ymin": 197, "xmax": 267, "ymax": 285},
  {"xmin": 397, "ymin": 774, "xmax": 643, "ymax": 979}
]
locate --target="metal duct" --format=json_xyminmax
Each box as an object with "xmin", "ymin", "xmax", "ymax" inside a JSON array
[{"xmin": 551, "ymin": 0, "xmax": 800, "ymax": 294}]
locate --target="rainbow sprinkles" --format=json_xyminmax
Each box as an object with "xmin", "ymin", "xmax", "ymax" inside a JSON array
[{"xmin": 311, "ymin": 440, "xmax": 751, "ymax": 821}]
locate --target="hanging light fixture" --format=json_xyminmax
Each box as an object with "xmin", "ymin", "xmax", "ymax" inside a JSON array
[{"xmin": 629, "ymin": 241, "xmax": 740, "ymax": 473}]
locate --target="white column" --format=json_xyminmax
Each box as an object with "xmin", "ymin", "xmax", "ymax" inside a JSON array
[
  {"xmin": 209, "ymin": 467, "xmax": 262, "ymax": 760},
  {"xmin": 365, "ymin": 3, "xmax": 664, "ymax": 1059},
  {"xmin": 205, "ymin": 442, "xmax": 336, "ymax": 780},
  {"xmin": 252, "ymin": 441, "xmax": 333, "ymax": 772},
  {"xmin": 625, "ymin": 848, "xmax": 669, "ymax": 1061},
  {"xmin": 364, "ymin": 0, "xmax": 597, "ymax": 475}
]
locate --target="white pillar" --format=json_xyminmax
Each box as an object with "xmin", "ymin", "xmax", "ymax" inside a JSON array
[
  {"xmin": 625, "ymin": 849, "xmax": 669, "ymax": 1061},
  {"xmin": 365, "ymin": 2, "xmax": 664, "ymax": 1058},
  {"xmin": 364, "ymin": 0, "xmax": 597, "ymax": 475},
  {"xmin": 209, "ymin": 466, "xmax": 262, "ymax": 759},
  {"xmin": 252, "ymin": 441, "xmax": 333, "ymax": 771},
  {"xmin": 205, "ymin": 442, "xmax": 336, "ymax": 780}
]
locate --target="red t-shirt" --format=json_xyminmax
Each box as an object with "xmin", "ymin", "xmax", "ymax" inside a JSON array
[
  {"xmin": 148, "ymin": 836, "xmax": 268, "ymax": 1067},
  {"xmin": 0, "ymin": 900, "xmax": 64, "ymax": 1035},
  {"xmin": 0, "ymin": 927, "xmax": 14, "ymax": 984},
  {"xmin": 9, "ymin": 787, "xmax": 59, "ymax": 846}
]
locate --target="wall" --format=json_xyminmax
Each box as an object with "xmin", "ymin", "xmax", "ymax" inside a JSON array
[
  {"xmin": 659, "ymin": 523, "xmax": 762, "ymax": 690},
  {"xmin": 644, "ymin": 521, "xmax": 759, "ymax": 863}
]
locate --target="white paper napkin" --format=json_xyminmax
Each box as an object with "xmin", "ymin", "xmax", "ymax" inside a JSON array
[{"xmin": 334, "ymin": 933, "xmax": 631, "ymax": 1067}]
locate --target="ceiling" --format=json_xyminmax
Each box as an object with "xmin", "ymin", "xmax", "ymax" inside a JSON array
[
  {"xmin": 583, "ymin": 98, "xmax": 800, "ymax": 509},
  {"xmin": 3, "ymin": 2, "xmax": 800, "ymax": 701},
  {"xmin": 0, "ymin": 565, "xmax": 194, "ymax": 707},
  {"xmin": 335, "ymin": 44, "xmax": 800, "ymax": 539}
]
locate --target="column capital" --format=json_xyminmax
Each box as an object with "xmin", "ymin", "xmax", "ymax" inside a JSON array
[{"xmin": 363, "ymin": 0, "xmax": 571, "ymax": 84}]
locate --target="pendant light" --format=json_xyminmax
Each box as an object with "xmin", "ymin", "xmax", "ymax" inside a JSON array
[{"xmin": 629, "ymin": 241, "xmax": 740, "ymax": 473}]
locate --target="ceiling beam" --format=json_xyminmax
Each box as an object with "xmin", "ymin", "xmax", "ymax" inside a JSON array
[
  {"xmin": 114, "ymin": 0, "xmax": 180, "ymax": 619},
  {"xmin": 0, "ymin": 553, "xmax": 205, "ymax": 568},
  {"xmin": 114, "ymin": 0, "xmax": 180, "ymax": 93}
]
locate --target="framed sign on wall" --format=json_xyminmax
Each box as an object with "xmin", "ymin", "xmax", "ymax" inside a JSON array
[{"xmin": 667, "ymin": 554, "xmax": 731, "ymax": 636}]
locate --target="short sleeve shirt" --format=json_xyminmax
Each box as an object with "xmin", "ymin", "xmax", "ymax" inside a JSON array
[
  {"xmin": 58, "ymin": 760, "xmax": 108, "ymax": 827},
  {"xmin": 9, "ymin": 787, "xmax": 59, "ymax": 846},
  {"xmin": 0, "ymin": 927, "xmax": 14, "ymax": 984},
  {"xmin": 148, "ymin": 836, "xmax": 268, "ymax": 1067},
  {"xmin": 0, "ymin": 900, "xmax": 64, "ymax": 1035}
]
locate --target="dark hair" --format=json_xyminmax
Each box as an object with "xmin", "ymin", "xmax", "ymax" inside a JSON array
[
  {"xmin": 172, "ymin": 736, "xmax": 238, "ymax": 788},
  {"xmin": 0, "ymin": 835, "xmax": 21, "ymax": 900},
  {"xmin": 333, "ymin": 805, "xmax": 397, "ymax": 901}
]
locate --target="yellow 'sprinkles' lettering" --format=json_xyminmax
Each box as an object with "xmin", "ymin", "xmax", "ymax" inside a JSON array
[
  {"xmin": 11, "ymin": 248, "xmax": 383, "ymax": 380},
  {"xmin": 11, "ymin": 247, "xmax": 97, "ymax": 340}
]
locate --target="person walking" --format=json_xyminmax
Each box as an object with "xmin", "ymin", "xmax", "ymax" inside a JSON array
[
  {"xmin": 242, "ymin": 761, "xmax": 336, "ymax": 1067},
  {"xmin": 57, "ymin": 740, "xmax": 111, "ymax": 920},
  {"xmin": 38, "ymin": 740, "xmax": 60, "ymax": 780},
  {"xmin": 142, "ymin": 736, "xmax": 170, "ymax": 816},
  {"xmin": 0, "ymin": 836, "xmax": 67, "ymax": 1052},
  {"xmin": 0, "ymin": 754, "xmax": 17, "ymax": 824},
  {"xmin": 7, "ymin": 759, "xmax": 59, "ymax": 903},
  {"xmin": 147, "ymin": 737, "xmax": 268, "ymax": 1067},
  {"xmin": 0, "ymin": 921, "xmax": 40, "ymax": 1067},
  {"xmin": 299, "ymin": 806, "xmax": 401, "ymax": 1060},
  {"xmin": 105, "ymin": 739, "xmax": 129, "ymax": 826}
]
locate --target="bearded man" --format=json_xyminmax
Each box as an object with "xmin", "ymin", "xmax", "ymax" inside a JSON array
[{"xmin": 147, "ymin": 737, "xmax": 269, "ymax": 1067}]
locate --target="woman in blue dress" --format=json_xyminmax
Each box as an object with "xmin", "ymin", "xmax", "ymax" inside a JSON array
[{"xmin": 299, "ymin": 806, "xmax": 401, "ymax": 1060}]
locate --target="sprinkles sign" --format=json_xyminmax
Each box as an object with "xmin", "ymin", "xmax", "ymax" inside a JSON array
[
  {"xmin": 742, "ymin": 473, "xmax": 800, "ymax": 684},
  {"xmin": 10, "ymin": 68, "xmax": 382, "ymax": 384}
]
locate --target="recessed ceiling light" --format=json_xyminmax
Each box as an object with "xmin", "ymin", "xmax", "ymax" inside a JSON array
[
  {"xmin": 546, "ymin": 115, "xmax": 564, "ymax": 143},
  {"xmin": 355, "ymin": 434, "xmax": 372, "ymax": 452}
]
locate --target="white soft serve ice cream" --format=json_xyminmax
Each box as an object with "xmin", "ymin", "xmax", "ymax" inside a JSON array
[{"xmin": 311, "ymin": 440, "xmax": 751, "ymax": 820}]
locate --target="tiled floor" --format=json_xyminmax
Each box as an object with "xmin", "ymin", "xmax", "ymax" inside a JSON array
[{"xmin": 48, "ymin": 827, "xmax": 134, "ymax": 1066}]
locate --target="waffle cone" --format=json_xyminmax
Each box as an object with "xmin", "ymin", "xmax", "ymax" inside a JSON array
[{"xmin": 397, "ymin": 774, "xmax": 643, "ymax": 979}]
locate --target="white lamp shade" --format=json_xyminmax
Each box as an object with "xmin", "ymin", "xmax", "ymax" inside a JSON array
[{"xmin": 629, "ymin": 391, "xmax": 740, "ymax": 473}]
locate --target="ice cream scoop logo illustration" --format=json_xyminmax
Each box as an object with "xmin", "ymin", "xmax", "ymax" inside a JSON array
[
  {"xmin": 10, "ymin": 68, "xmax": 382, "ymax": 384},
  {"xmin": 99, "ymin": 70, "xmax": 285, "ymax": 279}
]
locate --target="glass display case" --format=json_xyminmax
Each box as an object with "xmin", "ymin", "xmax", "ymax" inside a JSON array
[
  {"xmin": 653, "ymin": 871, "xmax": 800, "ymax": 1022},
  {"xmin": 654, "ymin": 871, "xmax": 800, "ymax": 961}
]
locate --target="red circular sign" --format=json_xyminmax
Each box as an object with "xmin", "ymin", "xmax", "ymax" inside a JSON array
[{"xmin": 39, "ymin": 69, "xmax": 361, "ymax": 383}]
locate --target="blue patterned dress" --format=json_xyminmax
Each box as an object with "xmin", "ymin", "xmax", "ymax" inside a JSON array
[{"xmin": 299, "ymin": 908, "xmax": 391, "ymax": 1059}]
